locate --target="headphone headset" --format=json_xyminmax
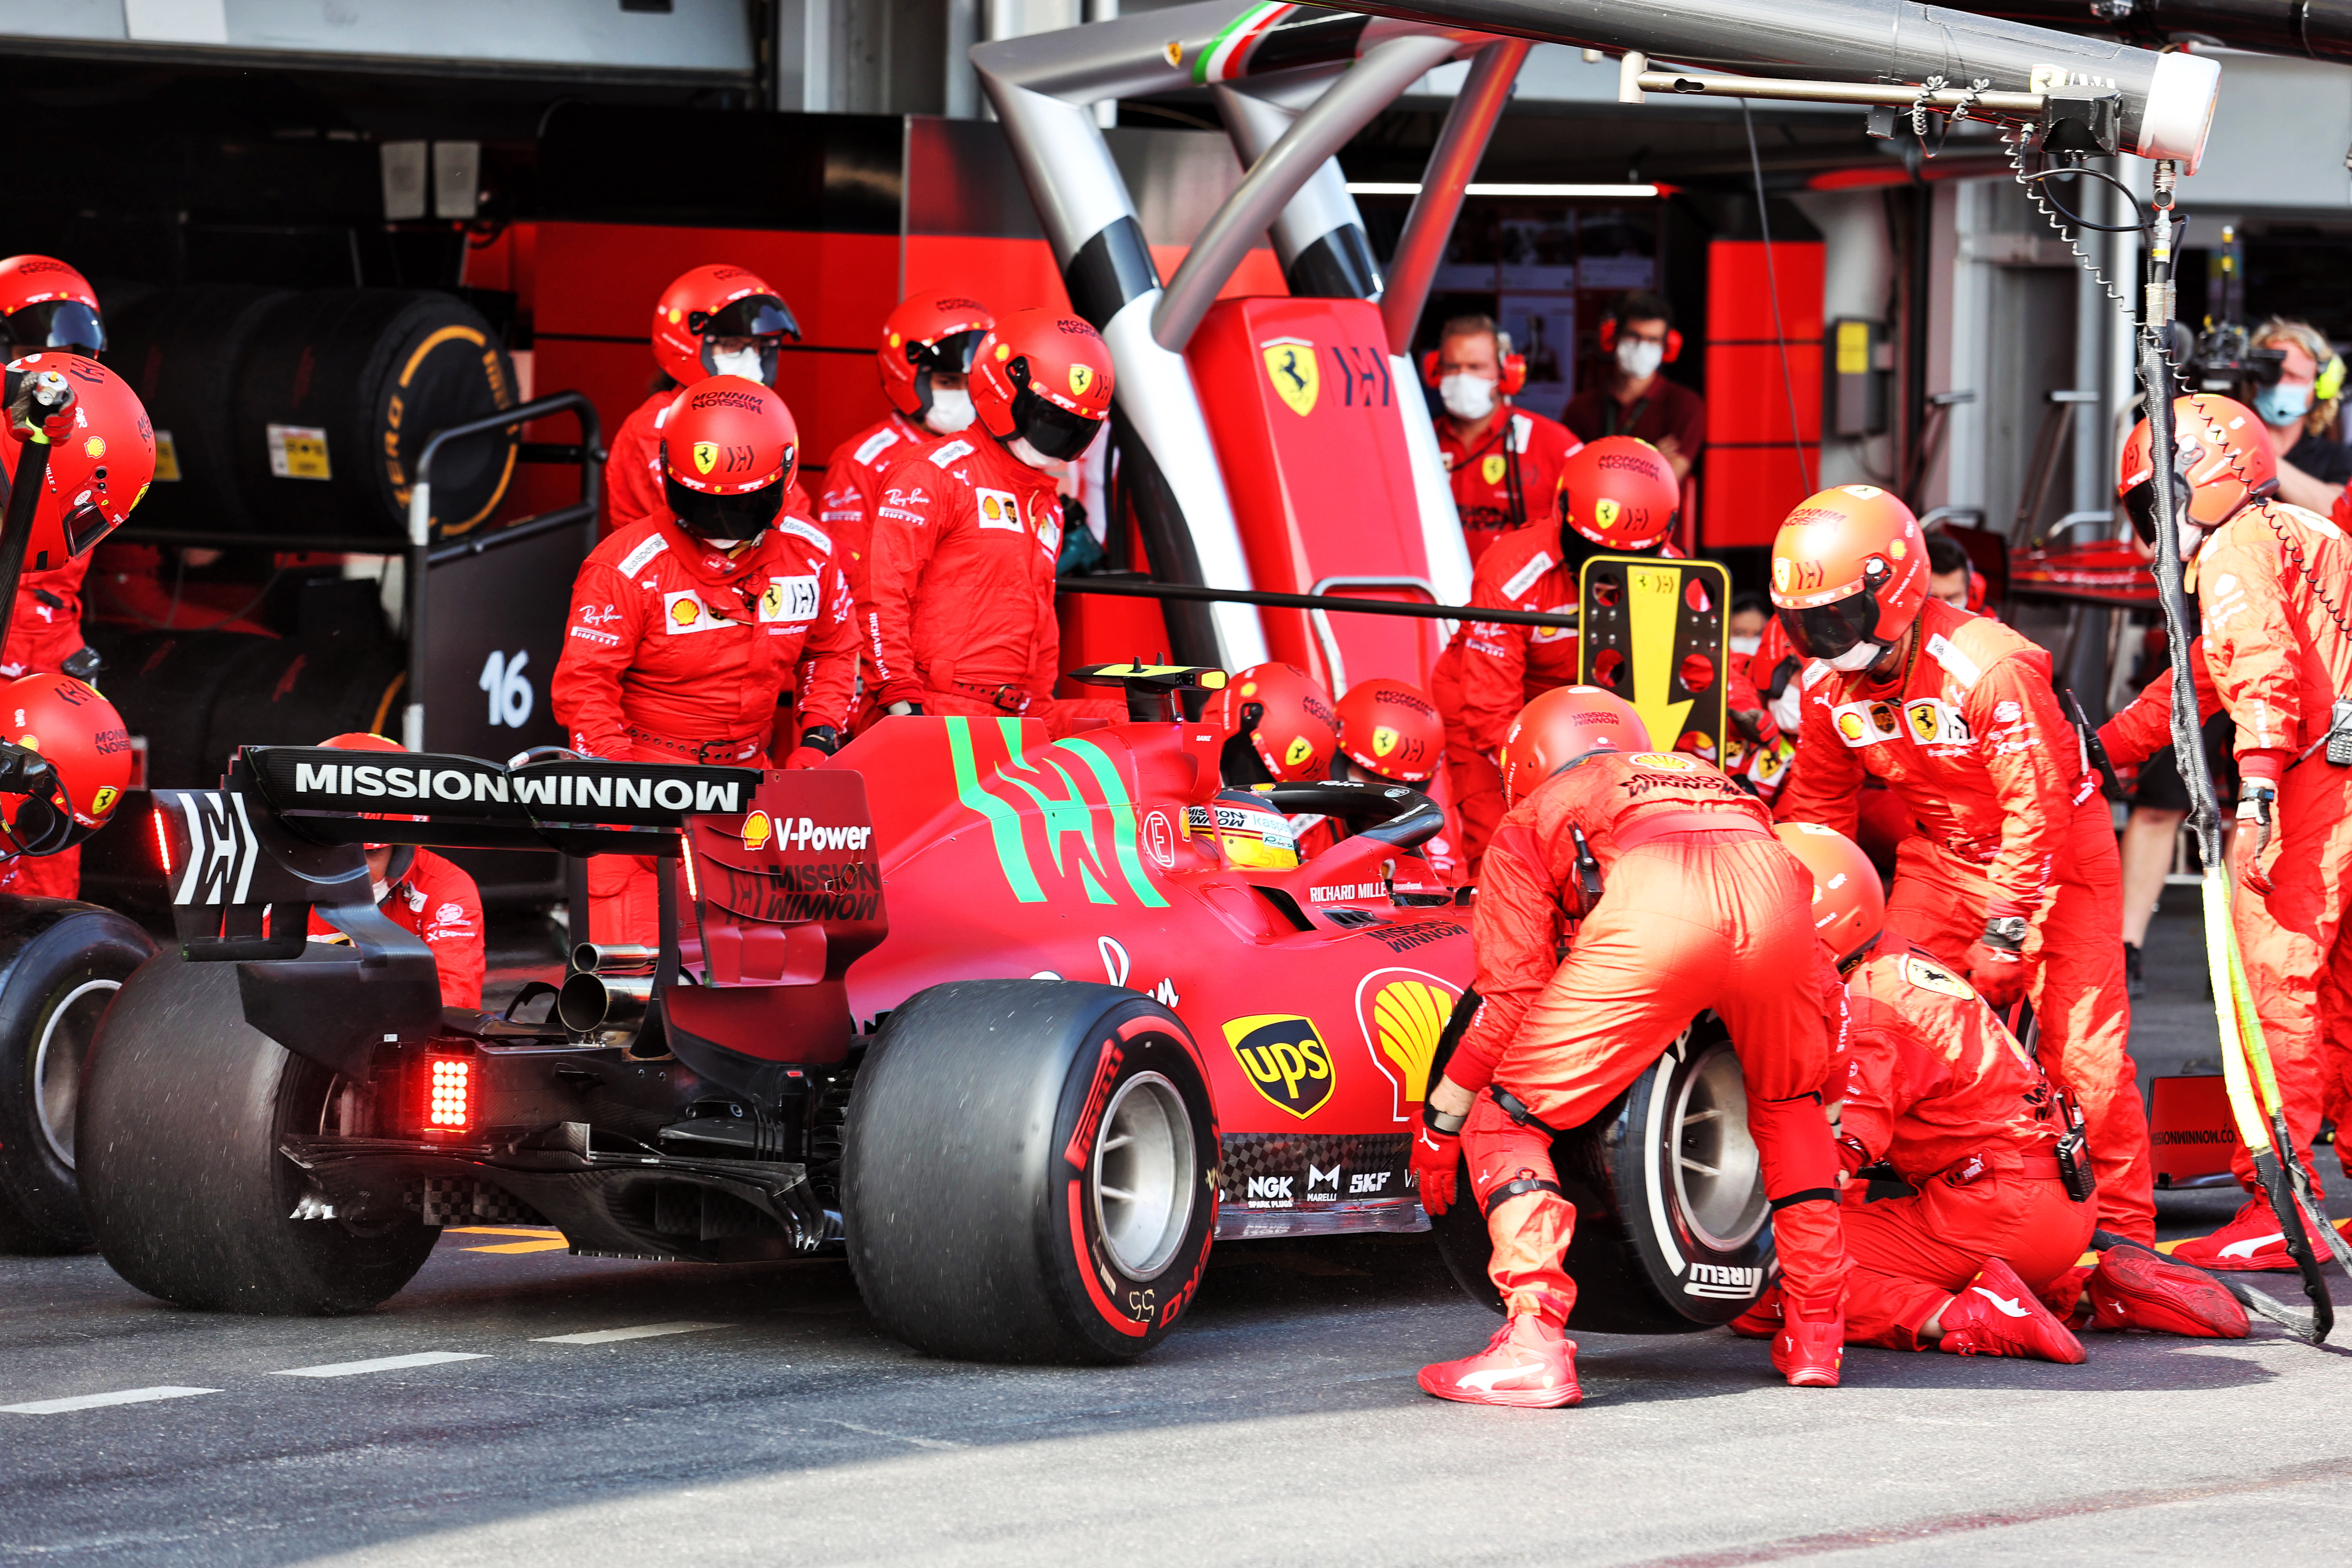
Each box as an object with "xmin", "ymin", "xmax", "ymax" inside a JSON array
[
  {"xmin": 1421, "ymin": 330, "xmax": 1528, "ymax": 398},
  {"xmin": 1599, "ymin": 316, "xmax": 1683, "ymax": 364},
  {"xmin": 2318, "ymin": 352, "xmax": 2347, "ymax": 405}
]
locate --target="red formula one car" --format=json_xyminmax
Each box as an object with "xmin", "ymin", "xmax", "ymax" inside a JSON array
[{"xmin": 77, "ymin": 666, "xmax": 1772, "ymax": 1360}]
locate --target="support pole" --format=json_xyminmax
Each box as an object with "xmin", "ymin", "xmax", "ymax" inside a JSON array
[{"xmin": 1380, "ymin": 38, "xmax": 1529, "ymax": 355}]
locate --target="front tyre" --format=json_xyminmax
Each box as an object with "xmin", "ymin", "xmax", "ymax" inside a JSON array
[{"xmin": 843, "ymin": 980, "xmax": 1218, "ymax": 1362}]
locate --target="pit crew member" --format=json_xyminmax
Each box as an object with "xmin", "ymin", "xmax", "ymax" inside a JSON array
[
  {"xmin": 301, "ymin": 731, "xmax": 486, "ymax": 1010},
  {"xmin": 1412, "ymin": 687, "xmax": 1849, "ymax": 1405},
  {"xmin": 1430, "ymin": 312, "xmax": 1581, "ymax": 566},
  {"xmin": 1562, "ymin": 291, "xmax": 1704, "ymax": 484},
  {"xmin": 0, "ymin": 670, "xmax": 132, "ymax": 899},
  {"xmin": 1333, "ymin": 676, "xmax": 1460, "ymax": 882},
  {"xmin": 0, "ymin": 258, "xmax": 109, "ymax": 706},
  {"xmin": 1771, "ymin": 484, "xmax": 2154, "ymax": 1246},
  {"xmin": 605, "ymin": 264, "xmax": 809, "ymax": 538},
  {"xmin": 861, "ymin": 307, "xmax": 1120, "ymax": 738},
  {"xmin": 552, "ymin": 376, "xmax": 855, "ymax": 946},
  {"xmin": 2113, "ymin": 392, "xmax": 2352, "ymax": 1268}
]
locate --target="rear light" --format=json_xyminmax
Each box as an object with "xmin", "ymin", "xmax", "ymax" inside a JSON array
[
  {"xmin": 151, "ymin": 807, "xmax": 172, "ymax": 876},
  {"xmin": 425, "ymin": 1056, "xmax": 472, "ymax": 1133}
]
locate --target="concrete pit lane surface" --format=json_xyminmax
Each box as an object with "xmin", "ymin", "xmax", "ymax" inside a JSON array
[{"xmin": 4, "ymin": 897, "xmax": 2351, "ymax": 1567}]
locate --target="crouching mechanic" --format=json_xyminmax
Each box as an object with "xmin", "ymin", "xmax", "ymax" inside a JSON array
[
  {"xmin": 301, "ymin": 732, "xmax": 485, "ymax": 1010},
  {"xmin": 1771, "ymin": 485, "xmax": 2155, "ymax": 1246},
  {"xmin": 1411, "ymin": 686, "xmax": 1850, "ymax": 1405},
  {"xmin": 1758, "ymin": 825, "xmax": 2243, "ymax": 1356},
  {"xmin": 551, "ymin": 376, "xmax": 856, "ymax": 947},
  {"xmin": 861, "ymin": 308, "xmax": 1121, "ymax": 738}
]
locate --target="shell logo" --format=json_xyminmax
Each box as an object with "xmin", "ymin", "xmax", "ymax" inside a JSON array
[
  {"xmin": 1370, "ymin": 978, "xmax": 1450, "ymax": 1103},
  {"xmin": 1372, "ymin": 725, "xmax": 1398, "ymax": 757},
  {"xmin": 1633, "ymin": 752, "xmax": 1696, "ymax": 770},
  {"xmin": 692, "ymin": 441, "xmax": 719, "ymax": 476},
  {"xmin": 83, "ymin": 436, "xmax": 104, "ymax": 459},
  {"xmin": 1238, "ymin": 680, "xmax": 1259, "ymax": 697},
  {"xmin": 995, "ymin": 343, "xmax": 1010, "ymax": 361},
  {"xmin": 1888, "ymin": 538, "xmax": 1907, "ymax": 560},
  {"xmin": 887, "ymin": 332, "xmax": 902, "ymax": 348},
  {"xmin": 981, "ymin": 494, "xmax": 1004, "ymax": 521},
  {"xmin": 1837, "ymin": 711, "xmax": 1867, "ymax": 741},
  {"xmin": 741, "ymin": 810, "xmax": 772, "ymax": 851},
  {"xmin": 671, "ymin": 598, "xmax": 701, "ymax": 626},
  {"xmin": 1283, "ymin": 735, "xmax": 1313, "ymax": 768},
  {"xmin": 15, "ymin": 732, "xmax": 35, "ymax": 750}
]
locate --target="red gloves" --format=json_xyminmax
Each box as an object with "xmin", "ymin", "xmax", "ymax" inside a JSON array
[
  {"xmin": 1966, "ymin": 940, "xmax": 2026, "ymax": 1009},
  {"xmin": 2234, "ymin": 775, "xmax": 2280, "ymax": 897},
  {"xmin": 784, "ymin": 724, "xmax": 841, "ymax": 772},
  {"xmin": 782, "ymin": 747, "xmax": 829, "ymax": 770},
  {"xmin": 1411, "ymin": 1122, "xmax": 1461, "ymax": 1216}
]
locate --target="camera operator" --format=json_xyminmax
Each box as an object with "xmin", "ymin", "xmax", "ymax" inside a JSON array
[{"xmin": 2247, "ymin": 318, "xmax": 2349, "ymax": 514}]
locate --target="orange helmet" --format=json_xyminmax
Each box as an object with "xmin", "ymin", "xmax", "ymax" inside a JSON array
[
  {"xmin": 650, "ymin": 264, "xmax": 800, "ymax": 388},
  {"xmin": 880, "ymin": 290, "xmax": 993, "ymax": 432},
  {"xmin": 0, "ymin": 355, "xmax": 158, "ymax": 569},
  {"xmin": 1499, "ymin": 685, "xmax": 1649, "ymax": 805},
  {"xmin": 2119, "ymin": 392, "xmax": 2277, "ymax": 545},
  {"xmin": 1559, "ymin": 436, "xmax": 1679, "ymax": 551},
  {"xmin": 1335, "ymin": 678, "xmax": 1441, "ymax": 784},
  {"xmin": 971, "ymin": 308, "xmax": 1115, "ymax": 464},
  {"xmin": 0, "ymin": 673, "xmax": 131, "ymax": 855},
  {"xmin": 321, "ymin": 731, "xmax": 414, "ymax": 851},
  {"xmin": 0, "ymin": 257, "xmax": 102, "ymax": 358},
  {"xmin": 1209, "ymin": 662, "xmax": 1338, "ymax": 783},
  {"xmin": 1774, "ymin": 822, "xmax": 1884, "ymax": 968},
  {"xmin": 1767, "ymin": 485, "xmax": 1927, "ymax": 672},
  {"xmin": 659, "ymin": 377, "xmax": 799, "ymax": 541}
]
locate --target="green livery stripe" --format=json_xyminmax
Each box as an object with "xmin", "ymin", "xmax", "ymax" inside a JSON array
[
  {"xmin": 1054, "ymin": 736, "xmax": 1170, "ymax": 908},
  {"xmin": 947, "ymin": 716, "xmax": 1044, "ymax": 903},
  {"xmin": 1193, "ymin": 3, "xmax": 1276, "ymax": 84}
]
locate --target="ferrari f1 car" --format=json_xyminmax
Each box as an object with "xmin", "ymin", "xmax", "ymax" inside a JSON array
[{"xmin": 78, "ymin": 665, "xmax": 1773, "ymax": 1360}]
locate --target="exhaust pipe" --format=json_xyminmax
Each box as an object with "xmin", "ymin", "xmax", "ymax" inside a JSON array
[
  {"xmin": 558, "ymin": 970, "xmax": 654, "ymax": 1034},
  {"xmin": 571, "ymin": 942, "xmax": 657, "ymax": 976}
]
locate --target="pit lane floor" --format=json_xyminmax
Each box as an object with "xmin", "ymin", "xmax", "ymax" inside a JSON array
[{"xmin": 4, "ymin": 895, "xmax": 2349, "ymax": 1567}]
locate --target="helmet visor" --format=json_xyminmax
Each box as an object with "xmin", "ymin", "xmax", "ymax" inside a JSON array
[
  {"xmin": 699, "ymin": 294, "xmax": 800, "ymax": 343},
  {"xmin": 664, "ymin": 473, "xmax": 785, "ymax": 542},
  {"xmin": 61, "ymin": 500, "xmax": 117, "ymax": 558},
  {"xmin": 2123, "ymin": 473, "xmax": 2195, "ymax": 546},
  {"xmin": 1010, "ymin": 385, "xmax": 1102, "ymax": 462},
  {"xmin": 1776, "ymin": 591, "xmax": 1880, "ymax": 662},
  {"xmin": 4, "ymin": 301, "xmax": 102, "ymax": 357},
  {"xmin": 911, "ymin": 328, "xmax": 986, "ymax": 377}
]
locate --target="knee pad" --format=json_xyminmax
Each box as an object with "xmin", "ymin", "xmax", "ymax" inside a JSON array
[{"xmin": 1747, "ymin": 1092, "xmax": 1841, "ymax": 1210}]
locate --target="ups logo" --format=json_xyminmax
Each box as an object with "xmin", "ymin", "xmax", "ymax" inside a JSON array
[{"xmin": 1224, "ymin": 1014, "xmax": 1336, "ymax": 1119}]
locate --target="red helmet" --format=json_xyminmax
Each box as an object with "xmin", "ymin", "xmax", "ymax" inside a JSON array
[
  {"xmin": 1559, "ymin": 436, "xmax": 1679, "ymax": 551},
  {"xmin": 658, "ymin": 377, "xmax": 799, "ymax": 542},
  {"xmin": 1774, "ymin": 822, "xmax": 1884, "ymax": 968},
  {"xmin": 0, "ymin": 355, "xmax": 157, "ymax": 569},
  {"xmin": 650, "ymin": 264, "xmax": 800, "ymax": 388},
  {"xmin": 1767, "ymin": 486, "xmax": 1926, "ymax": 671},
  {"xmin": 971, "ymin": 308, "xmax": 1116, "ymax": 464},
  {"xmin": 880, "ymin": 290, "xmax": 994, "ymax": 431},
  {"xmin": 1499, "ymin": 685, "xmax": 1648, "ymax": 805},
  {"xmin": 1336, "ymin": 678, "xmax": 1441, "ymax": 783},
  {"xmin": 1209, "ymin": 662, "xmax": 1338, "ymax": 783},
  {"xmin": 2119, "ymin": 392, "xmax": 2277, "ymax": 545},
  {"xmin": 0, "ymin": 257, "xmax": 102, "ymax": 358},
  {"xmin": 321, "ymin": 731, "xmax": 410, "ymax": 849},
  {"xmin": 0, "ymin": 673, "xmax": 130, "ymax": 854}
]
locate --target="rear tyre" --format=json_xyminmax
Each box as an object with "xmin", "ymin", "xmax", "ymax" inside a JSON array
[
  {"xmin": 1427, "ymin": 1010, "xmax": 1773, "ymax": 1334},
  {"xmin": 843, "ymin": 980, "xmax": 1217, "ymax": 1362},
  {"xmin": 0, "ymin": 903, "xmax": 156, "ymax": 1253},
  {"xmin": 78, "ymin": 951, "xmax": 438, "ymax": 1313}
]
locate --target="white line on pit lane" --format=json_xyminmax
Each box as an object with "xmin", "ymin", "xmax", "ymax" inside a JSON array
[
  {"xmin": 272, "ymin": 1352, "xmax": 489, "ymax": 1379},
  {"xmin": 2, "ymin": 1386, "xmax": 220, "ymax": 1415},
  {"xmin": 531, "ymin": 1321, "xmax": 735, "ymax": 1345}
]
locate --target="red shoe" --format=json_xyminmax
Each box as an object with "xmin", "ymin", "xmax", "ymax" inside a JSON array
[
  {"xmin": 1936, "ymin": 1259, "xmax": 2086, "ymax": 1363},
  {"xmin": 2169, "ymin": 1199, "xmax": 2295, "ymax": 1272},
  {"xmin": 1418, "ymin": 1315, "xmax": 1582, "ymax": 1408},
  {"xmin": 2044, "ymin": 1263, "xmax": 2095, "ymax": 1331},
  {"xmin": 2088, "ymin": 1247, "xmax": 2250, "ymax": 1338},
  {"xmin": 1728, "ymin": 1285, "xmax": 1783, "ymax": 1340},
  {"xmin": 1771, "ymin": 1295, "xmax": 1844, "ymax": 1387}
]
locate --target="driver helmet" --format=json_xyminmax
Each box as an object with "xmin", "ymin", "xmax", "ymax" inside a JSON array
[
  {"xmin": 0, "ymin": 257, "xmax": 103, "ymax": 359},
  {"xmin": 880, "ymin": 290, "xmax": 994, "ymax": 435},
  {"xmin": 1767, "ymin": 485, "xmax": 1927, "ymax": 674},
  {"xmin": 1559, "ymin": 436, "xmax": 1679, "ymax": 551},
  {"xmin": 1208, "ymin": 662, "xmax": 1338, "ymax": 784},
  {"xmin": 0, "ymin": 354, "xmax": 157, "ymax": 569},
  {"xmin": 970, "ymin": 307, "xmax": 1115, "ymax": 467},
  {"xmin": 1499, "ymin": 685, "xmax": 1648, "ymax": 805},
  {"xmin": 0, "ymin": 672, "xmax": 130, "ymax": 856},
  {"xmin": 659, "ymin": 377, "xmax": 799, "ymax": 543},
  {"xmin": 1204, "ymin": 788, "xmax": 1299, "ymax": 870},
  {"xmin": 651, "ymin": 264, "xmax": 801, "ymax": 389},
  {"xmin": 1335, "ymin": 677, "xmax": 1440, "ymax": 784},
  {"xmin": 2118, "ymin": 392, "xmax": 2277, "ymax": 548},
  {"xmin": 1774, "ymin": 822, "xmax": 1885, "ymax": 970}
]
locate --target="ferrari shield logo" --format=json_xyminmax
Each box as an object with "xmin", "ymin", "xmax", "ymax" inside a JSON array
[
  {"xmin": 1069, "ymin": 363, "xmax": 1093, "ymax": 398},
  {"xmin": 89, "ymin": 785, "xmax": 117, "ymax": 816},
  {"xmin": 1596, "ymin": 497, "xmax": 1621, "ymax": 530},
  {"xmin": 692, "ymin": 441, "xmax": 719, "ymax": 476},
  {"xmin": 1283, "ymin": 734, "xmax": 1314, "ymax": 769},
  {"xmin": 1372, "ymin": 725, "xmax": 1399, "ymax": 757},
  {"xmin": 1225, "ymin": 1014, "xmax": 1336, "ymax": 1119},
  {"xmin": 1480, "ymin": 454, "xmax": 1507, "ymax": 485},
  {"xmin": 1262, "ymin": 338, "xmax": 1319, "ymax": 416}
]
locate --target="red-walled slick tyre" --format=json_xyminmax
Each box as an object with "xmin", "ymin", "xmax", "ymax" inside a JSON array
[{"xmin": 843, "ymin": 980, "xmax": 1218, "ymax": 1362}]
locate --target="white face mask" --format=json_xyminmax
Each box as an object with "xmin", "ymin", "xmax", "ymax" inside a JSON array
[
  {"xmin": 710, "ymin": 346, "xmax": 766, "ymax": 381},
  {"xmin": 1006, "ymin": 434, "xmax": 1068, "ymax": 475},
  {"xmin": 1826, "ymin": 640, "xmax": 1885, "ymax": 673},
  {"xmin": 1729, "ymin": 634, "xmax": 1761, "ymax": 656},
  {"xmin": 1439, "ymin": 372, "xmax": 1497, "ymax": 421},
  {"xmin": 1617, "ymin": 339, "xmax": 1665, "ymax": 380},
  {"xmin": 925, "ymin": 386, "xmax": 976, "ymax": 435}
]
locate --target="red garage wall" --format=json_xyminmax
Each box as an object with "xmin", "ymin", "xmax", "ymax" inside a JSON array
[{"xmin": 1702, "ymin": 239, "xmax": 1824, "ymax": 549}]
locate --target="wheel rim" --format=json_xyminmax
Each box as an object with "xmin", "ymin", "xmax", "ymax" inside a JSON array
[
  {"xmin": 1670, "ymin": 1041, "xmax": 1767, "ymax": 1251},
  {"xmin": 1090, "ymin": 1070, "xmax": 1194, "ymax": 1280},
  {"xmin": 34, "ymin": 979, "xmax": 121, "ymax": 1170}
]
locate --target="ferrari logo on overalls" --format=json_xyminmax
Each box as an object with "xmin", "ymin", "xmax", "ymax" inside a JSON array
[
  {"xmin": 1481, "ymin": 454, "xmax": 1507, "ymax": 485},
  {"xmin": 692, "ymin": 441, "xmax": 719, "ymax": 476},
  {"xmin": 1262, "ymin": 338, "xmax": 1319, "ymax": 416}
]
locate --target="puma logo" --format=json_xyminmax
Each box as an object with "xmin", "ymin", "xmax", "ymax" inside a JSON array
[
  {"xmin": 2219, "ymin": 1233, "xmax": 2285, "ymax": 1259},
  {"xmin": 1970, "ymin": 1286, "xmax": 2031, "ymax": 1318}
]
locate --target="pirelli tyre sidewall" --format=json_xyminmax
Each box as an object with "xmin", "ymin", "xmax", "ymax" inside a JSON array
[
  {"xmin": 1427, "ymin": 1007, "xmax": 1773, "ymax": 1334},
  {"xmin": 844, "ymin": 980, "xmax": 1217, "ymax": 1363}
]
